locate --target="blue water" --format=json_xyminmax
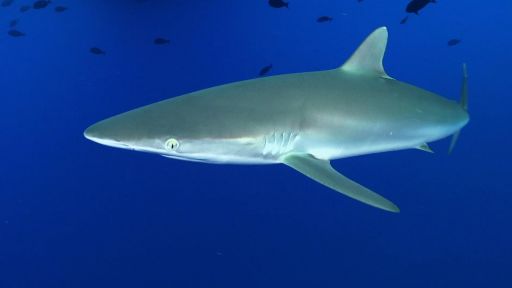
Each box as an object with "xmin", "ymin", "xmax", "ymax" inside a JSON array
[{"xmin": 1, "ymin": 1, "xmax": 511, "ymax": 287}]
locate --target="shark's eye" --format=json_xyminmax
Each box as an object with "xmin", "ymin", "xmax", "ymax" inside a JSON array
[{"xmin": 164, "ymin": 138, "xmax": 179, "ymax": 151}]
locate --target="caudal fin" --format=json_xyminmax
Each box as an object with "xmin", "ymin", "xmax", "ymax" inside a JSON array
[
  {"xmin": 460, "ymin": 63, "xmax": 468, "ymax": 110},
  {"xmin": 448, "ymin": 63, "xmax": 468, "ymax": 154}
]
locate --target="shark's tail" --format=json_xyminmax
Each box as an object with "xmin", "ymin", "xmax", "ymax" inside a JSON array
[{"xmin": 448, "ymin": 63, "xmax": 468, "ymax": 154}]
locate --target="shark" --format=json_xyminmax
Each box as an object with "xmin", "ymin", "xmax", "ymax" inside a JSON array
[{"xmin": 84, "ymin": 27, "xmax": 469, "ymax": 213}]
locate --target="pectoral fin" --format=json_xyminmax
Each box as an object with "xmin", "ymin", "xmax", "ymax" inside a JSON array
[{"xmin": 282, "ymin": 154, "xmax": 400, "ymax": 213}]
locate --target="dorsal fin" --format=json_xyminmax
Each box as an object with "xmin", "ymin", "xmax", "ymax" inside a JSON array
[{"xmin": 340, "ymin": 27, "xmax": 390, "ymax": 78}]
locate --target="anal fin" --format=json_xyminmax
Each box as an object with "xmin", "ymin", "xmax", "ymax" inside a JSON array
[
  {"xmin": 417, "ymin": 143, "xmax": 434, "ymax": 153},
  {"xmin": 282, "ymin": 154, "xmax": 400, "ymax": 213}
]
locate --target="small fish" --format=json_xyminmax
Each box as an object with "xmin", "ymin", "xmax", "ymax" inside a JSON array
[
  {"xmin": 317, "ymin": 16, "xmax": 333, "ymax": 23},
  {"xmin": 153, "ymin": 37, "xmax": 170, "ymax": 45},
  {"xmin": 259, "ymin": 64, "xmax": 272, "ymax": 76},
  {"xmin": 54, "ymin": 5, "xmax": 67, "ymax": 12},
  {"xmin": 447, "ymin": 39, "xmax": 461, "ymax": 46},
  {"xmin": 9, "ymin": 19, "xmax": 18, "ymax": 28},
  {"xmin": 268, "ymin": 0, "xmax": 288, "ymax": 9},
  {"xmin": 8, "ymin": 29, "xmax": 25, "ymax": 37},
  {"xmin": 33, "ymin": 0, "xmax": 51, "ymax": 9},
  {"xmin": 406, "ymin": 0, "xmax": 436, "ymax": 15},
  {"xmin": 400, "ymin": 16, "xmax": 409, "ymax": 24},
  {"xmin": 1, "ymin": 0, "xmax": 14, "ymax": 7},
  {"xmin": 90, "ymin": 47, "xmax": 105, "ymax": 55},
  {"xmin": 20, "ymin": 5, "xmax": 30, "ymax": 12}
]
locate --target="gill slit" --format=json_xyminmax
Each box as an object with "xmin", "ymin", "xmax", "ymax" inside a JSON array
[{"xmin": 263, "ymin": 130, "xmax": 299, "ymax": 157}]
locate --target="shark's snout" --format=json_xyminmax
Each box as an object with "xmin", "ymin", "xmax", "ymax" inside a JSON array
[
  {"xmin": 83, "ymin": 123, "xmax": 101, "ymax": 142},
  {"xmin": 84, "ymin": 121, "xmax": 113, "ymax": 142},
  {"xmin": 84, "ymin": 121, "xmax": 132, "ymax": 149}
]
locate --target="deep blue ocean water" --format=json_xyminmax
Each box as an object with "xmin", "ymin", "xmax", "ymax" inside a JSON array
[{"xmin": 1, "ymin": 1, "xmax": 511, "ymax": 287}]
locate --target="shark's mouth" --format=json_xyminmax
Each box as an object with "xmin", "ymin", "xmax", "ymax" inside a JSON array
[{"xmin": 160, "ymin": 154, "xmax": 211, "ymax": 163}]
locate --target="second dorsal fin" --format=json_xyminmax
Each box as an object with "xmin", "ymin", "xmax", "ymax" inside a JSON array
[{"xmin": 340, "ymin": 27, "xmax": 391, "ymax": 78}]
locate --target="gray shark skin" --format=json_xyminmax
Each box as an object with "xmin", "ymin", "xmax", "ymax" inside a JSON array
[{"xmin": 84, "ymin": 27, "xmax": 469, "ymax": 213}]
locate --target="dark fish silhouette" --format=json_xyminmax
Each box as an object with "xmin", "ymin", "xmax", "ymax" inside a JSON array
[
  {"xmin": 406, "ymin": 0, "xmax": 435, "ymax": 15},
  {"xmin": 317, "ymin": 16, "xmax": 333, "ymax": 23},
  {"xmin": 33, "ymin": 0, "xmax": 51, "ymax": 9},
  {"xmin": 20, "ymin": 5, "xmax": 30, "ymax": 12},
  {"xmin": 259, "ymin": 64, "xmax": 272, "ymax": 76},
  {"xmin": 1, "ymin": 0, "xmax": 14, "ymax": 7},
  {"xmin": 447, "ymin": 39, "xmax": 461, "ymax": 46},
  {"xmin": 54, "ymin": 5, "xmax": 67, "ymax": 12},
  {"xmin": 8, "ymin": 29, "xmax": 25, "ymax": 37},
  {"xmin": 9, "ymin": 19, "xmax": 18, "ymax": 28},
  {"xmin": 153, "ymin": 37, "xmax": 170, "ymax": 45},
  {"xmin": 400, "ymin": 16, "xmax": 409, "ymax": 24},
  {"xmin": 90, "ymin": 47, "xmax": 105, "ymax": 55},
  {"xmin": 268, "ymin": 0, "xmax": 288, "ymax": 8}
]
